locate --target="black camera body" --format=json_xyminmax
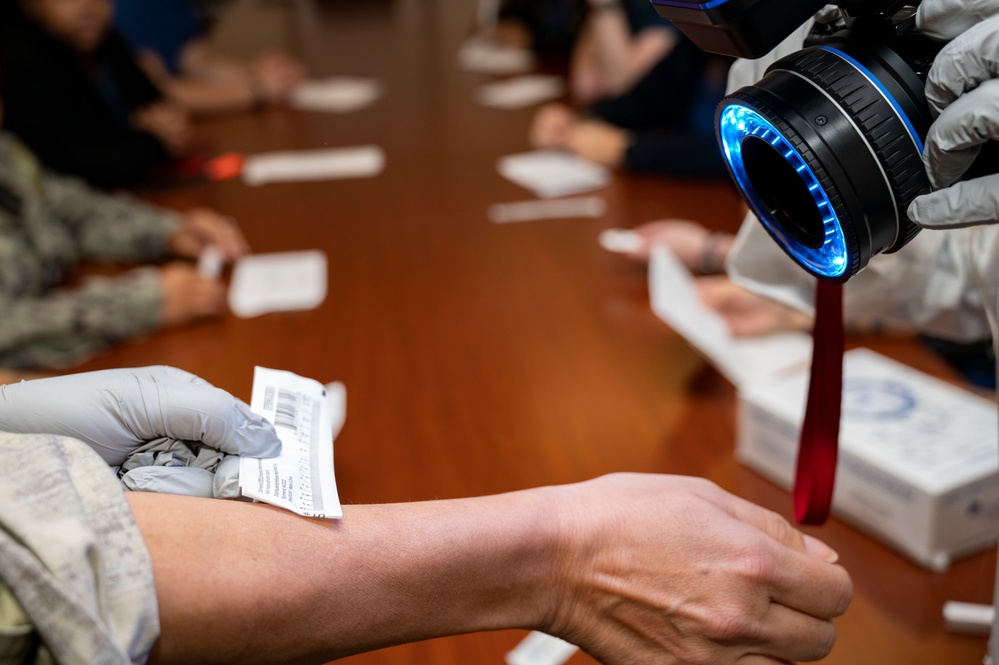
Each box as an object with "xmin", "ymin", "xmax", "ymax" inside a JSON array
[
  {"xmin": 650, "ymin": 0, "xmax": 955, "ymax": 282},
  {"xmin": 650, "ymin": 0, "xmax": 922, "ymax": 59},
  {"xmin": 650, "ymin": 0, "xmax": 828, "ymax": 59}
]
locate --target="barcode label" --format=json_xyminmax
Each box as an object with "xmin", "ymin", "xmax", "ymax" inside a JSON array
[
  {"xmin": 243, "ymin": 367, "xmax": 344, "ymax": 519},
  {"xmin": 274, "ymin": 389, "xmax": 299, "ymax": 430}
]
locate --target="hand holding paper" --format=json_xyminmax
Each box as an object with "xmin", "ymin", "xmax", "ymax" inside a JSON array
[{"xmin": 648, "ymin": 245, "xmax": 812, "ymax": 385}]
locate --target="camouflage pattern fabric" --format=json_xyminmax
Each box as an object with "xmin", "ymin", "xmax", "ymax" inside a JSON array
[
  {"xmin": 0, "ymin": 433, "xmax": 159, "ymax": 665},
  {"xmin": 0, "ymin": 132, "xmax": 181, "ymax": 369}
]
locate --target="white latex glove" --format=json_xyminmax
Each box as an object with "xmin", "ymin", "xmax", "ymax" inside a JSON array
[
  {"xmin": 916, "ymin": 0, "xmax": 999, "ymax": 41},
  {"xmin": 907, "ymin": 14, "xmax": 999, "ymax": 229},
  {"xmin": 0, "ymin": 366, "xmax": 280, "ymax": 497}
]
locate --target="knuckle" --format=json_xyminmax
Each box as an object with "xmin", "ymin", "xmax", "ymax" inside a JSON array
[
  {"xmin": 707, "ymin": 606, "xmax": 756, "ymax": 642},
  {"xmin": 733, "ymin": 543, "xmax": 778, "ymax": 585},
  {"xmin": 762, "ymin": 508, "xmax": 797, "ymax": 547}
]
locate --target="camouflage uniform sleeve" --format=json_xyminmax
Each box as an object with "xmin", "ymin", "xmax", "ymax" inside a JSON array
[
  {"xmin": 0, "ymin": 268, "xmax": 163, "ymax": 370},
  {"xmin": 41, "ymin": 169, "xmax": 182, "ymax": 263}
]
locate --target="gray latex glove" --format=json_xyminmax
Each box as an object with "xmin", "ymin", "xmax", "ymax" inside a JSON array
[
  {"xmin": 916, "ymin": 0, "xmax": 999, "ymax": 41},
  {"xmin": 0, "ymin": 366, "xmax": 280, "ymax": 497},
  {"xmin": 907, "ymin": 14, "xmax": 999, "ymax": 230}
]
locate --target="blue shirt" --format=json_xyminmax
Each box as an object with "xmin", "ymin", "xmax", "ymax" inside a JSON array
[{"xmin": 115, "ymin": 0, "xmax": 206, "ymax": 75}]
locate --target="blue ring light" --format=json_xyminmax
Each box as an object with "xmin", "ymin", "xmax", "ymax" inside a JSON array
[{"xmin": 718, "ymin": 103, "xmax": 848, "ymax": 279}]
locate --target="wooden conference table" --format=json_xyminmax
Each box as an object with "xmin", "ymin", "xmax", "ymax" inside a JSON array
[{"xmin": 71, "ymin": 1, "xmax": 994, "ymax": 663}]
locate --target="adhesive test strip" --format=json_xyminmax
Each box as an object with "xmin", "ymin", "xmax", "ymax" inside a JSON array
[{"xmin": 197, "ymin": 245, "xmax": 224, "ymax": 279}]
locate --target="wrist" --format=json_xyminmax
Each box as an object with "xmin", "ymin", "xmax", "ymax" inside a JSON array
[
  {"xmin": 698, "ymin": 232, "xmax": 735, "ymax": 274},
  {"xmin": 324, "ymin": 489, "xmax": 563, "ymax": 652},
  {"xmin": 438, "ymin": 488, "xmax": 563, "ymax": 634}
]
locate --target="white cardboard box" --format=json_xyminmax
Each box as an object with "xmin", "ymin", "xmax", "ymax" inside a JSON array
[{"xmin": 737, "ymin": 348, "xmax": 999, "ymax": 570}]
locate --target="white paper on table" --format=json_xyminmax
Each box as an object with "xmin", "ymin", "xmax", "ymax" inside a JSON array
[
  {"xmin": 489, "ymin": 196, "xmax": 606, "ymax": 223},
  {"xmin": 459, "ymin": 35, "xmax": 534, "ymax": 75},
  {"xmin": 497, "ymin": 150, "xmax": 611, "ymax": 198},
  {"xmin": 228, "ymin": 250, "xmax": 328, "ymax": 318},
  {"xmin": 506, "ymin": 632, "xmax": 578, "ymax": 665},
  {"xmin": 242, "ymin": 145, "xmax": 385, "ymax": 186},
  {"xmin": 476, "ymin": 75, "xmax": 564, "ymax": 110},
  {"xmin": 599, "ymin": 228, "xmax": 643, "ymax": 253},
  {"xmin": 649, "ymin": 245, "xmax": 812, "ymax": 386},
  {"xmin": 240, "ymin": 367, "xmax": 345, "ymax": 518},
  {"xmin": 291, "ymin": 77, "xmax": 384, "ymax": 113}
]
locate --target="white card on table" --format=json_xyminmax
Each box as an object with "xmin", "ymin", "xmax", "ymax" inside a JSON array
[
  {"xmin": 477, "ymin": 75, "xmax": 564, "ymax": 110},
  {"xmin": 458, "ymin": 35, "xmax": 534, "ymax": 75},
  {"xmin": 242, "ymin": 145, "xmax": 385, "ymax": 186},
  {"xmin": 488, "ymin": 196, "xmax": 606, "ymax": 223},
  {"xmin": 240, "ymin": 367, "xmax": 345, "ymax": 518},
  {"xmin": 291, "ymin": 77, "xmax": 384, "ymax": 113},
  {"xmin": 599, "ymin": 229, "xmax": 643, "ymax": 253},
  {"xmin": 497, "ymin": 150, "xmax": 610, "ymax": 198},
  {"xmin": 649, "ymin": 245, "xmax": 812, "ymax": 386},
  {"xmin": 506, "ymin": 632, "xmax": 578, "ymax": 665},
  {"xmin": 228, "ymin": 250, "xmax": 328, "ymax": 318}
]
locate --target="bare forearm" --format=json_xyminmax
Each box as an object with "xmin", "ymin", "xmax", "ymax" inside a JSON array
[
  {"xmin": 180, "ymin": 40, "xmax": 251, "ymax": 83},
  {"xmin": 586, "ymin": 10, "xmax": 675, "ymax": 97},
  {"xmin": 129, "ymin": 473, "xmax": 850, "ymax": 665},
  {"xmin": 588, "ymin": 7, "xmax": 635, "ymax": 84},
  {"xmin": 130, "ymin": 489, "xmax": 559, "ymax": 665}
]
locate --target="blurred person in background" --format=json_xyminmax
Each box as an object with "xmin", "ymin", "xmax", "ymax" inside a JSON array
[
  {"xmin": 0, "ymin": 0, "xmax": 192, "ymax": 189},
  {"xmin": 492, "ymin": 0, "xmax": 587, "ymax": 54},
  {"xmin": 531, "ymin": 0, "xmax": 731, "ymax": 178},
  {"xmin": 115, "ymin": 0, "xmax": 306, "ymax": 114},
  {"xmin": 0, "ymin": 90, "xmax": 246, "ymax": 370}
]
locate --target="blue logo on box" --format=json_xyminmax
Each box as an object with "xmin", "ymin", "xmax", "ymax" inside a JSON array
[{"xmin": 842, "ymin": 378, "xmax": 916, "ymax": 422}]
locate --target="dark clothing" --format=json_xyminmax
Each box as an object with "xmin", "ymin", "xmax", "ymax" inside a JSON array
[
  {"xmin": 589, "ymin": 0, "xmax": 731, "ymax": 178},
  {"xmin": 589, "ymin": 34, "xmax": 731, "ymax": 178},
  {"xmin": 499, "ymin": 0, "xmax": 586, "ymax": 54},
  {"xmin": 115, "ymin": 0, "xmax": 207, "ymax": 75},
  {"xmin": 622, "ymin": 0, "xmax": 671, "ymax": 33},
  {"xmin": 0, "ymin": 16, "xmax": 169, "ymax": 189}
]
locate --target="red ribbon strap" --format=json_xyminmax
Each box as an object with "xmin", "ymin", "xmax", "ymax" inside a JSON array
[{"xmin": 794, "ymin": 280, "xmax": 845, "ymax": 525}]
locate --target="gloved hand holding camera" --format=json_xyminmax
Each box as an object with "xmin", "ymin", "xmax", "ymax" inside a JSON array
[
  {"xmin": 0, "ymin": 366, "xmax": 281, "ymax": 498},
  {"xmin": 651, "ymin": 0, "xmax": 999, "ymax": 283},
  {"xmin": 908, "ymin": 7, "xmax": 999, "ymax": 230}
]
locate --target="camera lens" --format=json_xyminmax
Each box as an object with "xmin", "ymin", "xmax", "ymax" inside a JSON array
[
  {"xmin": 741, "ymin": 136, "xmax": 825, "ymax": 249},
  {"xmin": 716, "ymin": 40, "xmax": 931, "ymax": 282}
]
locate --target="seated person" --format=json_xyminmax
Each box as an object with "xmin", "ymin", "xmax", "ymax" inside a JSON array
[
  {"xmin": 115, "ymin": 0, "xmax": 306, "ymax": 114},
  {"xmin": 0, "ymin": 120, "xmax": 247, "ymax": 370},
  {"xmin": 530, "ymin": 0, "xmax": 731, "ymax": 178},
  {"xmin": 0, "ymin": 0, "xmax": 191, "ymax": 189},
  {"xmin": 0, "ymin": 366, "xmax": 851, "ymax": 665}
]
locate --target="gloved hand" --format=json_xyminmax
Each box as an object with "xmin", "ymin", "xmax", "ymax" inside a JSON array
[
  {"xmin": 916, "ymin": 0, "xmax": 999, "ymax": 41},
  {"xmin": 907, "ymin": 13, "xmax": 999, "ymax": 229},
  {"xmin": 0, "ymin": 366, "xmax": 281, "ymax": 498}
]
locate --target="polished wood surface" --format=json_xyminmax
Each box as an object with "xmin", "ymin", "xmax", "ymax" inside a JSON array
[{"xmin": 72, "ymin": 1, "xmax": 994, "ymax": 662}]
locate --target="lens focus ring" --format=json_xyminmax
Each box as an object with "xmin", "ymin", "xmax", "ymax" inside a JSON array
[{"xmin": 775, "ymin": 46, "xmax": 927, "ymax": 252}]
